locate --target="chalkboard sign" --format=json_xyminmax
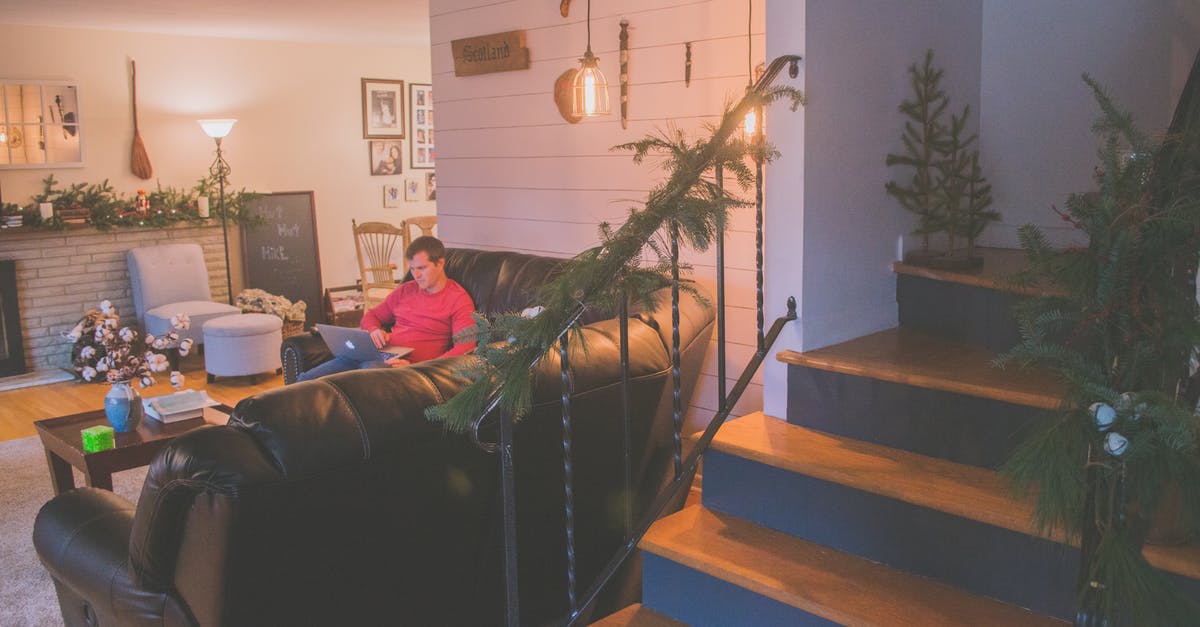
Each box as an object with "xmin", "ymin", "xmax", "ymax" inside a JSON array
[{"xmin": 240, "ymin": 191, "xmax": 324, "ymax": 325}]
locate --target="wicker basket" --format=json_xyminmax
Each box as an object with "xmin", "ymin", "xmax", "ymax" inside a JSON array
[{"xmin": 282, "ymin": 319, "xmax": 306, "ymax": 339}]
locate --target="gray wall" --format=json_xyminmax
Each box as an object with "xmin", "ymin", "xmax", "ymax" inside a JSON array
[
  {"xmin": 763, "ymin": 0, "xmax": 983, "ymax": 416},
  {"xmin": 763, "ymin": 0, "xmax": 1200, "ymax": 417}
]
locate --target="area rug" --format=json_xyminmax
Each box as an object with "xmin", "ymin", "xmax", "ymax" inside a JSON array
[
  {"xmin": 0, "ymin": 370, "xmax": 76, "ymax": 393},
  {"xmin": 0, "ymin": 436, "xmax": 147, "ymax": 627}
]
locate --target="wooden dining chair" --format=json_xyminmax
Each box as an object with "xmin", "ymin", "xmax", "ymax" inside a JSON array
[
  {"xmin": 400, "ymin": 215, "xmax": 437, "ymax": 274},
  {"xmin": 352, "ymin": 219, "xmax": 405, "ymax": 310}
]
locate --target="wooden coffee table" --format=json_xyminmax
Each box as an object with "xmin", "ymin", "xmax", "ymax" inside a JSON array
[{"xmin": 34, "ymin": 404, "xmax": 232, "ymax": 495}]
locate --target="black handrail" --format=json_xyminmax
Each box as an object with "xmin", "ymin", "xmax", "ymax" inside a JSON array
[{"xmin": 554, "ymin": 297, "xmax": 797, "ymax": 626}]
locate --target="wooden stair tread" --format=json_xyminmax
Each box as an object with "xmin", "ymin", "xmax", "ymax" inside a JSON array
[
  {"xmin": 777, "ymin": 327, "xmax": 1064, "ymax": 409},
  {"xmin": 893, "ymin": 246, "xmax": 1063, "ymax": 297},
  {"xmin": 590, "ymin": 604, "xmax": 689, "ymax": 627},
  {"xmin": 642, "ymin": 505, "xmax": 1067, "ymax": 627},
  {"xmin": 710, "ymin": 413, "xmax": 1200, "ymax": 582}
]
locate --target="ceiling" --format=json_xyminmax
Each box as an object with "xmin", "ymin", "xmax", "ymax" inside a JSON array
[{"xmin": 0, "ymin": 0, "xmax": 431, "ymax": 47}]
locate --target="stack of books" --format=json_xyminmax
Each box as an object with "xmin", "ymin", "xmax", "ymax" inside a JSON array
[
  {"xmin": 142, "ymin": 389, "xmax": 218, "ymax": 423},
  {"xmin": 3, "ymin": 215, "xmax": 22, "ymax": 227}
]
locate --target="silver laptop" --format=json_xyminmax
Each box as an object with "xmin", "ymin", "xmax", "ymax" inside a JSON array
[{"xmin": 314, "ymin": 324, "xmax": 413, "ymax": 362}]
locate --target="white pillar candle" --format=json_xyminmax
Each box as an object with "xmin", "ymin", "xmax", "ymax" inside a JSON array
[
  {"xmin": 38, "ymin": 202, "xmax": 53, "ymax": 220},
  {"xmin": 197, "ymin": 196, "xmax": 210, "ymax": 218}
]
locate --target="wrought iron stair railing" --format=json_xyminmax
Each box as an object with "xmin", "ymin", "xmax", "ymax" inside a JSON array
[{"xmin": 462, "ymin": 54, "xmax": 803, "ymax": 627}]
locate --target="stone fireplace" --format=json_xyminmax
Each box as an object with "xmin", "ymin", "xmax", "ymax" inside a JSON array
[{"xmin": 0, "ymin": 223, "xmax": 228, "ymax": 372}]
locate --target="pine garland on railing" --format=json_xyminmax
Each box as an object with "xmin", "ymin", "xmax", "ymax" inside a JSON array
[
  {"xmin": 425, "ymin": 72, "xmax": 803, "ymax": 434},
  {"xmin": 997, "ymin": 74, "xmax": 1200, "ymax": 625}
]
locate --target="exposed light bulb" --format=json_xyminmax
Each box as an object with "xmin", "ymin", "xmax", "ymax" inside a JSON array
[
  {"xmin": 583, "ymin": 72, "xmax": 597, "ymax": 115},
  {"xmin": 744, "ymin": 110, "xmax": 757, "ymax": 136}
]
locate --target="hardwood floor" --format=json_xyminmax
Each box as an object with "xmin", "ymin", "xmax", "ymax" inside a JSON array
[{"xmin": 0, "ymin": 357, "xmax": 282, "ymax": 442}]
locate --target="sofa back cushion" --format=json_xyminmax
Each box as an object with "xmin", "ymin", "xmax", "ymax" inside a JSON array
[{"xmin": 440, "ymin": 248, "xmax": 562, "ymax": 316}]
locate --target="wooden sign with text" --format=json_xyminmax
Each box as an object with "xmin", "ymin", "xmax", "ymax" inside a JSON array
[{"xmin": 451, "ymin": 30, "xmax": 531, "ymax": 77}]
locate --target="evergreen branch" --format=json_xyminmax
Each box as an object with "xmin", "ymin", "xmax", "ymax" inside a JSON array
[{"xmin": 426, "ymin": 62, "xmax": 804, "ymax": 432}]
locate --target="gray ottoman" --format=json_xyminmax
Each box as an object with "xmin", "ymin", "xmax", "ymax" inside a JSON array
[{"xmin": 203, "ymin": 313, "xmax": 283, "ymax": 382}]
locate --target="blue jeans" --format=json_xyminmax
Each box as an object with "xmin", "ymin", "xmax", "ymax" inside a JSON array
[{"xmin": 295, "ymin": 351, "xmax": 394, "ymax": 382}]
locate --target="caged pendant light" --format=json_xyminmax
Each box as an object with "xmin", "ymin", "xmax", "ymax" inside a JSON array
[{"xmin": 571, "ymin": 0, "xmax": 610, "ymax": 117}]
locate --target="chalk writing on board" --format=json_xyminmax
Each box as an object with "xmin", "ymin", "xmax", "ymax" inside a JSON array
[{"xmin": 240, "ymin": 191, "xmax": 324, "ymax": 325}]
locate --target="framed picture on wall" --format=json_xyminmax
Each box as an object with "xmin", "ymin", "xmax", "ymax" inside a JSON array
[
  {"xmin": 383, "ymin": 184, "xmax": 402, "ymax": 208},
  {"xmin": 409, "ymin": 83, "xmax": 434, "ymax": 169},
  {"xmin": 362, "ymin": 78, "xmax": 405, "ymax": 139},
  {"xmin": 369, "ymin": 140, "xmax": 403, "ymax": 175}
]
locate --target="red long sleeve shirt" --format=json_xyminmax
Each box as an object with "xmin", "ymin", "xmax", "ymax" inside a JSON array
[{"xmin": 360, "ymin": 279, "xmax": 477, "ymax": 363}]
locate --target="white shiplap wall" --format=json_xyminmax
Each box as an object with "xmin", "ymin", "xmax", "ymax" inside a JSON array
[{"xmin": 430, "ymin": 0, "xmax": 769, "ymax": 425}]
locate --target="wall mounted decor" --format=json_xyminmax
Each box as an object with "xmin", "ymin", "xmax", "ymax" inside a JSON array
[
  {"xmin": 404, "ymin": 178, "xmax": 420, "ymax": 202},
  {"xmin": 409, "ymin": 83, "xmax": 434, "ymax": 169},
  {"xmin": 451, "ymin": 30, "xmax": 530, "ymax": 77},
  {"xmin": 553, "ymin": 69, "xmax": 582, "ymax": 124},
  {"xmin": 0, "ymin": 80, "xmax": 83, "ymax": 168},
  {"xmin": 383, "ymin": 184, "xmax": 401, "ymax": 208},
  {"xmin": 129, "ymin": 60, "xmax": 152, "ymax": 179},
  {"xmin": 620, "ymin": 19, "xmax": 630, "ymax": 129},
  {"xmin": 361, "ymin": 78, "xmax": 405, "ymax": 139},
  {"xmin": 425, "ymin": 173, "xmax": 436, "ymax": 201},
  {"xmin": 560, "ymin": 0, "xmax": 571, "ymax": 17},
  {"xmin": 369, "ymin": 140, "xmax": 403, "ymax": 175},
  {"xmin": 685, "ymin": 42, "xmax": 692, "ymax": 87}
]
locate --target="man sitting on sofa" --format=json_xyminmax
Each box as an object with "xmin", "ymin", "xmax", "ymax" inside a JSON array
[{"xmin": 297, "ymin": 235, "xmax": 476, "ymax": 381}]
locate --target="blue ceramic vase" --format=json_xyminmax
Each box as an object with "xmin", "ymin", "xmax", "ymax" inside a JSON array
[{"xmin": 104, "ymin": 381, "xmax": 144, "ymax": 432}]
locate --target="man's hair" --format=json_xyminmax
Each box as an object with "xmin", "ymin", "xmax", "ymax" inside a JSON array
[{"xmin": 405, "ymin": 235, "xmax": 445, "ymax": 263}]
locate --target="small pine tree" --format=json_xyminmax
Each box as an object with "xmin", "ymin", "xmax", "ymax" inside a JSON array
[
  {"xmin": 937, "ymin": 106, "xmax": 997, "ymax": 258},
  {"xmin": 888, "ymin": 50, "xmax": 999, "ymax": 260},
  {"xmin": 885, "ymin": 49, "xmax": 950, "ymax": 252}
]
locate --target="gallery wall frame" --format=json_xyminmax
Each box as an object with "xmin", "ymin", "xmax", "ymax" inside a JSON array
[
  {"xmin": 362, "ymin": 78, "xmax": 405, "ymax": 139},
  {"xmin": 409, "ymin": 83, "xmax": 434, "ymax": 169},
  {"xmin": 369, "ymin": 139, "xmax": 403, "ymax": 176}
]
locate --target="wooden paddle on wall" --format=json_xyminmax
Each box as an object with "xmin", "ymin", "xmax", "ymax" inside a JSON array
[{"xmin": 130, "ymin": 59, "xmax": 153, "ymax": 179}]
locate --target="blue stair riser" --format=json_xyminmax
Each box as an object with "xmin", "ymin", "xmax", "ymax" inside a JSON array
[
  {"xmin": 704, "ymin": 450, "xmax": 1077, "ymax": 619},
  {"xmin": 642, "ymin": 553, "xmax": 840, "ymax": 627},
  {"xmin": 787, "ymin": 365, "xmax": 1045, "ymax": 469},
  {"xmin": 897, "ymin": 274, "xmax": 1023, "ymax": 353}
]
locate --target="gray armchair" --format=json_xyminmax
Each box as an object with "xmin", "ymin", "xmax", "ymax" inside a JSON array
[{"xmin": 126, "ymin": 243, "xmax": 240, "ymax": 345}]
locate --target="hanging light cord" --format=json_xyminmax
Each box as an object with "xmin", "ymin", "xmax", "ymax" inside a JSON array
[
  {"xmin": 747, "ymin": 0, "xmax": 752, "ymax": 86},
  {"xmin": 587, "ymin": 0, "xmax": 593, "ymax": 55}
]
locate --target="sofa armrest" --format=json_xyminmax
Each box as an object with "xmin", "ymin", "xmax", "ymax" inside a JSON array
[
  {"xmin": 33, "ymin": 488, "xmax": 191, "ymax": 626},
  {"xmin": 281, "ymin": 331, "xmax": 333, "ymax": 384}
]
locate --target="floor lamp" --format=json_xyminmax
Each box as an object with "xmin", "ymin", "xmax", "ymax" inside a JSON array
[{"xmin": 197, "ymin": 119, "xmax": 237, "ymax": 305}]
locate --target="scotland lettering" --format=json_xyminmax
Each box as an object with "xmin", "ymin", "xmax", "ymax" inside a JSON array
[{"xmin": 451, "ymin": 30, "xmax": 530, "ymax": 76}]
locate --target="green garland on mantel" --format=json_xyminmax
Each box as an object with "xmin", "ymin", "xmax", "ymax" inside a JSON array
[
  {"xmin": 0, "ymin": 174, "xmax": 261, "ymax": 230},
  {"xmin": 997, "ymin": 74, "xmax": 1200, "ymax": 624},
  {"xmin": 425, "ymin": 82, "xmax": 803, "ymax": 434}
]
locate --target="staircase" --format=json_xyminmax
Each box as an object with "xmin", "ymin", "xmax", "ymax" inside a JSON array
[{"xmin": 594, "ymin": 248, "xmax": 1200, "ymax": 626}]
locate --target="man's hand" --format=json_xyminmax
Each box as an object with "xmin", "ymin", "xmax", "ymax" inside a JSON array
[
  {"xmin": 368, "ymin": 328, "xmax": 390, "ymax": 348},
  {"xmin": 386, "ymin": 357, "xmax": 411, "ymax": 368}
]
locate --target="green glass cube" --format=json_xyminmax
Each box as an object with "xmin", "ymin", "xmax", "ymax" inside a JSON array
[{"xmin": 81, "ymin": 424, "xmax": 115, "ymax": 453}]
